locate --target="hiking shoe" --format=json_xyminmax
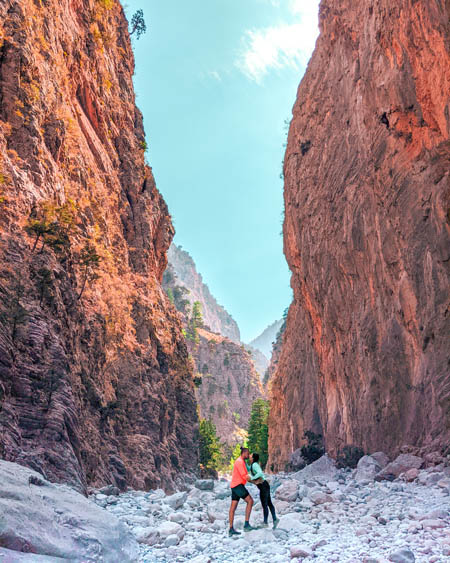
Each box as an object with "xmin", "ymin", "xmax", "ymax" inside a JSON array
[
  {"xmin": 243, "ymin": 524, "xmax": 257, "ymax": 532},
  {"xmin": 273, "ymin": 517, "xmax": 280, "ymax": 529},
  {"xmin": 228, "ymin": 528, "xmax": 241, "ymax": 537}
]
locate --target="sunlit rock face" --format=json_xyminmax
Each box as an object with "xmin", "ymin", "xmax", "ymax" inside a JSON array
[
  {"xmin": 0, "ymin": 0, "xmax": 198, "ymax": 491},
  {"xmin": 269, "ymin": 0, "xmax": 450, "ymax": 471}
]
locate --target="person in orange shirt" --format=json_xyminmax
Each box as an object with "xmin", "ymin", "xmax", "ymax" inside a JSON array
[{"xmin": 228, "ymin": 446, "xmax": 255, "ymax": 536}]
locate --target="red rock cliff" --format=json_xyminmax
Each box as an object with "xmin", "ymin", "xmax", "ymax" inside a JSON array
[
  {"xmin": 269, "ymin": 0, "xmax": 450, "ymax": 470},
  {"xmin": 0, "ymin": 0, "xmax": 198, "ymax": 491}
]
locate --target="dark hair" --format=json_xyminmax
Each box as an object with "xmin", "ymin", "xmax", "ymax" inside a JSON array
[
  {"xmin": 251, "ymin": 452, "xmax": 259, "ymax": 463},
  {"xmin": 240, "ymin": 446, "xmax": 249, "ymax": 454}
]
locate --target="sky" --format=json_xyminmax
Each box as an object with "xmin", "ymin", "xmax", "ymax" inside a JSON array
[{"xmin": 123, "ymin": 0, "xmax": 320, "ymax": 342}]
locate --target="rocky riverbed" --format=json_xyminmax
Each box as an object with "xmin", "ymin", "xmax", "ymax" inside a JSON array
[
  {"xmin": 1, "ymin": 453, "xmax": 449, "ymax": 562},
  {"xmin": 93, "ymin": 453, "xmax": 450, "ymax": 563}
]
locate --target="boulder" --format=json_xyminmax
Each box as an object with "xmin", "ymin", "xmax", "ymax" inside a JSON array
[
  {"xmin": 289, "ymin": 448, "xmax": 306, "ymax": 471},
  {"xmin": 370, "ymin": 452, "xmax": 390, "ymax": 468},
  {"xmin": 277, "ymin": 513, "xmax": 306, "ymax": 533},
  {"xmin": 402, "ymin": 468, "xmax": 419, "ymax": 482},
  {"xmin": 0, "ymin": 549, "xmax": 68, "ymax": 562},
  {"xmin": 275, "ymin": 480, "xmax": 299, "ymax": 502},
  {"xmin": 157, "ymin": 521, "xmax": 185, "ymax": 541},
  {"xmin": 388, "ymin": 548, "xmax": 415, "ymax": 563},
  {"xmin": 354, "ymin": 455, "xmax": 382, "ymax": 482},
  {"xmin": 98, "ymin": 484, "xmax": 120, "ymax": 496},
  {"xmin": 0, "ymin": 460, "xmax": 139, "ymax": 562},
  {"xmin": 309, "ymin": 491, "xmax": 333, "ymax": 505},
  {"xmin": 134, "ymin": 527, "xmax": 159, "ymax": 546},
  {"xmin": 290, "ymin": 545, "xmax": 312, "ymax": 558},
  {"xmin": 195, "ymin": 479, "xmax": 215, "ymax": 491},
  {"xmin": 164, "ymin": 534, "xmax": 180, "ymax": 547},
  {"xmin": 164, "ymin": 491, "xmax": 188, "ymax": 510},
  {"xmin": 376, "ymin": 454, "xmax": 423, "ymax": 481},
  {"xmin": 292, "ymin": 454, "xmax": 337, "ymax": 484}
]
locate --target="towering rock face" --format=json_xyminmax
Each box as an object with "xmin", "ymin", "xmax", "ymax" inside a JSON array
[
  {"xmin": 167, "ymin": 244, "xmax": 240, "ymax": 343},
  {"xmin": 0, "ymin": 0, "xmax": 198, "ymax": 491},
  {"xmin": 269, "ymin": 0, "xmax": 450, "ymax": 470}
]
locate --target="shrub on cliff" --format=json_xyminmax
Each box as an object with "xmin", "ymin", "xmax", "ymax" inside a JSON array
[{"xmin": 247, "ymin": 399, "xmax": 269, "ymax": 468}]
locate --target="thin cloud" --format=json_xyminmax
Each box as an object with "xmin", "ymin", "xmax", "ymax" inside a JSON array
[{"xmin": 236, "ymin": 0, "xmax": 319, "ymax": 83}]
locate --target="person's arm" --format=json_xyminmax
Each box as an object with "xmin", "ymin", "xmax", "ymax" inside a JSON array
[
  {"xmin": 249, "ymin": 462, "xmax": 264, "ymax": 481},
  {"xmin": 238, "ymin": 459, "xmax": 251, "ymax": 482}
]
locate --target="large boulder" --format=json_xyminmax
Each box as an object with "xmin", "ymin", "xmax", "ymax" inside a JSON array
[
  {"xmin": 354, "ymin": 455, "xmax": 382, "ymax": 482},
  {"xmin": 194, "ymin": 479, "xmax": 214, "ymax": 491},
  {"xmin": 289, "ymin": 448, "xmax": 306, "ymax": 471},
  {"xmin": 274, "ymin": 480, "xmax": 299, "ymax": 502},
  {"xmin": 0, "ymin": 460, "xmax": 139, "ymax": 562},
  {"xmin": 371, "ymin": 451, "xmax": 390, "ymax": 468},
  {"xmin": 376, "ymin": 454, "xmax": 424, "ymax": 481},
  {"xmin": 292, "ymin": 454, "xmax": 337, "ymax": 484},
  {"xmin": 164, "ymin": 491, "xmax": 188, "ymax": 510}
]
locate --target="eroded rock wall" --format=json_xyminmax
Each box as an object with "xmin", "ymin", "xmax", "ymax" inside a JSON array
[
  {"xmin": 0, "ymin": 0, "xmax": 198, "ymax": 491},
  {"xmin": 269, "ymin": 0, "xmax": 450, "ymax": 470}
]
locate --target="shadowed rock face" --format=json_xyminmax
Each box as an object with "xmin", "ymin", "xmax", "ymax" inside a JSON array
[
  {"xmin": 0, "ymin": 0, "xmax": 198, "ymax": 491},
  {"xmin": 269, "ymin": 0, "xmax": 450, "ymax": 470}
]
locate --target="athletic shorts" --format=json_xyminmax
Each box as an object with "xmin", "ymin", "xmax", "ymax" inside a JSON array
[{"xmin": 231, "ymin": 484, "xmax": 249, "ymax": 501}]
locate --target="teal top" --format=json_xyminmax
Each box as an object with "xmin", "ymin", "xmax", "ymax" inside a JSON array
[{"xmin": 247, "ymin": 461, "xmax": 265, "ymax": 481}]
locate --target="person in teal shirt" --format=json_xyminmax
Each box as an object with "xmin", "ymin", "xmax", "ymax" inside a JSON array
[{"xmin": 247, "ymin": 452, "xmax": 279, "ymax": 528}]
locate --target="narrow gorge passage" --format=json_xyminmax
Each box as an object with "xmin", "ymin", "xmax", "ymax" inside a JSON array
[{"xmin": 0, "ymin": 0, "xmax": 449, "ymax": 562}]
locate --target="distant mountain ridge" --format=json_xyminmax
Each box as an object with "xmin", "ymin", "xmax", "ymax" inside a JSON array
[
  {"xmin": 167, "ymin": 244, "xmax": 240, "ymax": 343},
  {"xmin": 249, "ymin": 319, "xmax": 283, "ymax": 358}
]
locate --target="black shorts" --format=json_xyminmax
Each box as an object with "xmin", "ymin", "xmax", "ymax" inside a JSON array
[{"xmin": 231, "ymin": 484, "xmax": 249, "ymax": 501}]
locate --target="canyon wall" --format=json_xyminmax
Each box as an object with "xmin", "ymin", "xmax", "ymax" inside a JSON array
[
  {"xmin": 269, "ymin": 0, "xmax": 450, "ymax": 469},
  {"xmin": 167, "ymin": 244, "xmax": 240, "ymax": 343},
  {"xmin": 0, "ymin": 0, "xmax": 198, "ymax": 491}
]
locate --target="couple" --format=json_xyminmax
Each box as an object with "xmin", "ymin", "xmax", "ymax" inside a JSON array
[{"xmin": 228, "ymin": 446, "xmax": 279, "ymax": 536}]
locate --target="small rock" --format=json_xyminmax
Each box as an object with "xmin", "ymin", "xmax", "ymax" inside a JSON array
[
  {"xmin": 388, "ymin": 548, "xmax": 415, "ymax": 563},
  {"xmin": 164, "ymin": 534, "xmax": 180, "ymax": 547},
  {"xmin": 290, "ymin": 545, "xmax": 312, "ymax": 558},
  {"xmin": 157, "ymin": 521, "xmax": 185, "ymax": 540},
  {"xmin": 403, "ymin": 468, "xmax": 419, "ymax": 482},
  {"xmin": 421, "ymin": 519, "xmax": 445, "ymax": 529},
  {"xmin": 309, "ymin": 491, "xmax": 333, "ymax": 505},
  {"xmin": 370, "ymin": 452, "xmax": 390, "ymax": 468},
  {"xmin": 98, "ymin": 484, "xmax": 120, "ymax": 496}
]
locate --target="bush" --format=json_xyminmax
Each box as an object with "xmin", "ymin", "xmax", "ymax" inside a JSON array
[
  {"xmin": 336, "ymin": 445, "xmax": 365, "ymax": 469},
  {"xmin": 300, "ymin": 430, "xmax": 325, "ymax": 465}
]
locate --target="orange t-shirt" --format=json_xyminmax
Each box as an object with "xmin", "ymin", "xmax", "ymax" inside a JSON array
[{"xmin": 230, "ymin": 456, "xmax": 248, "ymax": 488}]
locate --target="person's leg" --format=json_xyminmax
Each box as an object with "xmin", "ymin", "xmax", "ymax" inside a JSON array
[
  {"xmin": 260, "ymin": 485, "xmax": 269, "ymax": 523},
  {"xmin": 244, "ymin": 494, "xmax": 253, "ymax": 524},
  {"xmin": 267, "ymin": 493, "xmax": 276, "ymax": 521},
  {"xmin": 229, "ymin": 500, "xmax": 238, "ymax": 529}
]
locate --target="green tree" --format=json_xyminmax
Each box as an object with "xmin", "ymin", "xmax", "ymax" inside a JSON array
[
  {"xmin": 247, "ymin": 398, "xmax": 270, "ymax": 469},
  {"xmin": 199, "ymin": 418, "xmax": 222, "ymax": 473},
  {"xmin": 77, "ymin": 243, "xmax": 101, "ymax": 300},
  {"xmin": 186, "ymin": 300, "xmax": 203, "ymax": 344},
  {"xmin": 130, "ymin": 9, "xmax": 147, "ymax": 39}
]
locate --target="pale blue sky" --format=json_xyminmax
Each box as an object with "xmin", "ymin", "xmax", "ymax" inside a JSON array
[{"xmin": 124, "ymin": 0, "xmax": 319, "ymax": 342}]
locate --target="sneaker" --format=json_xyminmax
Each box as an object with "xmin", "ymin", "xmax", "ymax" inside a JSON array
[
  {"xmin": 243, "ymin": 524, "xmax": 257, "ymax": 532},
  {"xmin": 273, "ymin": 517, "xmax": 280, "ymax": 529},
  {"xmin": 261, "ymin": 522, "xmax": 269, "ymax": 528},
  {"xmin": 228, "ymin": 528, "xmax": 241, "ymax": 537}
]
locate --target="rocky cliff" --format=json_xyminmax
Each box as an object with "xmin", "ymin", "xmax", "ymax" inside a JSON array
[
  {"xmin": 167, "ymin": 244, "xmax": 240, "ymax": 343},
  {"xmin": 269, "ymin": 0, "xmax": 450, "ymax": 470},
  {"xmin": 249, "ymin": 318, "xmax": 283, "ymax": 358},
  {"xmin": 192, "ymin": 329, "xmax": 263, "ymax": 447},
  {"xmin": 0, "ymin": 0, "xmax": 198, "ymax": 491}
]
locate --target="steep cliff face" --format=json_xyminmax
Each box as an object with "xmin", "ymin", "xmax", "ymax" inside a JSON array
[
  {"xmin": 192, "ymin": 329, "xmax": 263, "ymax": 447},
  {"xmin": 167, "ymin": 244, "xmax": 240, "ymax": 343},
  {"xmin": 0, "ymin": 0, "xmax": 198, "ymax": 491},
  {"xmin": 269, "ymin": 0, "xmax": 450, "ymax": 469}
]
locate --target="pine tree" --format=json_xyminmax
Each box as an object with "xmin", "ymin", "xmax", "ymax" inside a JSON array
[
  {"xmin": 199, "ymin": 418, "xmax": 222, "ymax": 473},
  {"xmin": 186, "ymin": 300, "xmax": 203, "ymax": 344},
  {"xmin": 247, "ymin": 399, "xmax": 270, "ymax": 468}
]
